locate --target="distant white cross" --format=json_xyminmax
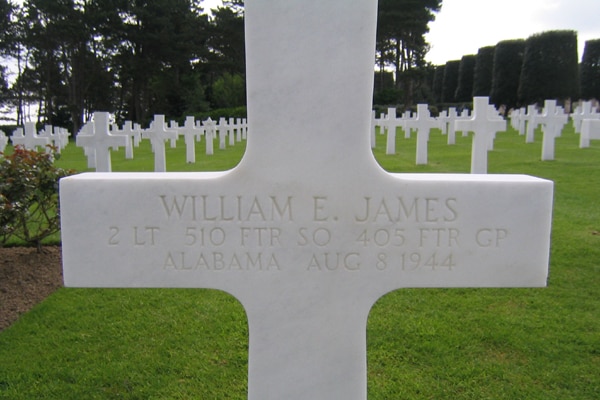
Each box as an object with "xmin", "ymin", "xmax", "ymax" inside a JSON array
[
  {"xmin": 454, "ymin": 97, "xmax": 506, "ymax": 174},
  {"xmin": 202, "ymin": 117, "xmax": 217, "ymax": 155},
  {"xmin": 142, "ymin": 115, "xmax": 179, "ymax": 172},
  {"xmin": 181, "ymin": 116, "xmax": 203, "ymax": 163},
  {"xmin": 533, "ymin": 100, "xmax": 568, "ymax": 161},
  {"xmin": 76, "ymin": 112, "xmax": 128, "ymax": 172},
  {"xmin": 11, "ymin": 122, "xmax": 51, "ymax": 151},
  {"xmin": 405, "ymin": 104, "xmax": 439, "ymax": 165}
]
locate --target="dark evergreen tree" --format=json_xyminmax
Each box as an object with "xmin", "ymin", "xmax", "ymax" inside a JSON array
[
  {"xmin": 206, "ymin": 6, "xmax": 245, "ymax": 76},
  {"xmin": 432, "ymin": 64, "xmax": 445, "ymax": 103},
  {"xmin": 455, "ymin": 54, "xmax": 476, "ymax": 102},
  {"xmin": 490, "ymin": 39, "xmax": 525, "ymax": 108},
  {"xmin": 473, "ymin": 45, "xmax": 495, "ymax": 97},
  {"xmin": 518, "ymin": 30, "xmax": 580, "ymax": 105},
  {"xmin": 0, "ymin": 0, "xmax": 15, "ymax": 56},
  {"xmin": 441, "ymin": 60, "xmax": 460, "ymax": 103},
  {"xmin": 580, "ymin": 39, "xmax": 600, "ymax": 100},
  {"xmin": 377, "ymin": 0, "xmax": 441, "ymax": 105},
  {"xmin": 110, "ymin": 0, "xmax": 210, "ymax": 123},
  {"xmin": 0, "ymin": 0, "xmax": 15, "ymax": 119}
]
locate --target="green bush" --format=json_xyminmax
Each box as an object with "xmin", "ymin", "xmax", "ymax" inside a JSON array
[{"xmin": 0, "ymin": 146, "xmax": 73, "ymax": 249}]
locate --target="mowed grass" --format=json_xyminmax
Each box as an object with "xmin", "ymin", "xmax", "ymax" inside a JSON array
[{"xmin": 1, "ymin": 122, "xmax": 599, "ymax": 399}]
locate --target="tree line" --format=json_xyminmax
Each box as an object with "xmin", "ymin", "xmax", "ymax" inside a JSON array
[
  {"xmin": 403, "ymin": 30, "xmax": 600, "ymax": 111},
  {"xmin": 0, "ymin": 0, "xmax": 245, "ymax": 133},
  {"xmin": 0, "ymin": 0, "xmax": 442, "ymax": 133}
]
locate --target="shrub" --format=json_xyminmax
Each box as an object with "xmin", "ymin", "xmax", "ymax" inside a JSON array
[{"xmin": 0, "ymin": 146, "xmax": 73, "ymax": 249}]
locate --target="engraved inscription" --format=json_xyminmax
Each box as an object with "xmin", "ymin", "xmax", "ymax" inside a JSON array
[
  {"xmin": 160, "ymin": 195, "xmax": 294, "ymax": 222},
  {"xmin": 354, "ymin": 196, "xmax": 458, "ymax": 223},
  {"xmin": 103, "ymin": 194, "xmax": 511, "ymax": 274},
  {"xmin": 164, "ymin": 251, "xmax": 281, "ymax": 271}
]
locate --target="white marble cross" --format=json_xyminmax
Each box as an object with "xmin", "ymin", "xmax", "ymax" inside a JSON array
[
  {"xmin": 61, "ymin": 2, "xmax": 553, "ymax": 399},
  {"xmin": 117, "ymin": 121, "xmax": 143, "ymax": 159},
  {"xmin": 521, "ymin": 105, "xmax": 539, "ymax": 143},
  {"xmin": 142, "ymin": 115, "xmax": 179, "ymax": 172},
  {"xmin": 75, "ymin": 112, "xmax": 128, "ymax": 172},
  {"xmin": 405, "ymin": 104, "xmax": 438, "ymax": 165},
  {"xmin": 55, "ymin": 127, "xmax": 71, "ymax": 152},
  {"xmin": 446, "ymin": 107, "xmax": 459, "ymax": 145},
  {"xmin": 181, "ymin": 116, "xmax": 203, "ymax": 163},
  {"xmin": 572, "ymin": 101, "xmax": 599, "ymax": 135},
  {"xmin": 534, "ymin": 100, "xmax": 568, "ymax": 161},
  {"xmin": 38, "ymin": 125, "xmax": 57, "ymax": 149},
  {"xmin": 202, "ymin": 117, "xmax": 216, "ymax": 155},
  {"xmin": 218, "ymin": 117, "xmax": 228, "ymax": 150},
  {"xmin": 11, "ymin": 122, "xmax": 51, "ymax": 151},
  {"xmin": 382, "ymin": 107, "xmax": 405, "ymax": 155},
  {"xmin": 228, "ymin": 117, "xmax": 237, "ymax": 146},
  {"xmin": 455, "ymin": 97, "xmax": 507, "ymax": 174}
]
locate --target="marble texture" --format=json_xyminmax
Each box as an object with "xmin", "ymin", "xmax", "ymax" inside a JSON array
[{"xmin": 61, "ymin": 1, "xmax": 553, "ymax": 399}]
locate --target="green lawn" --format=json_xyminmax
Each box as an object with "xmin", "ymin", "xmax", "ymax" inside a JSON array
[{"xmin": 1, "ymin": 123, "xmax": 599, "ymax": 399}]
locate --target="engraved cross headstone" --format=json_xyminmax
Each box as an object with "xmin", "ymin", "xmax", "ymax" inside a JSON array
[{"xmin": 61, "ymin": 2, "xmax": 553, "ymax": 399}]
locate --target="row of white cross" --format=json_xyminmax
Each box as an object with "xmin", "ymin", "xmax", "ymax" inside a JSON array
[
  {"xmin": 74, "ymin": 113, "xmax": 249, "ymax": 172},
  {"xmin": 374, "ymin": 97, "xmax": 600, "ymax": 173},
  {"xmin": 511, "ymin": 100, "xmax": 600, "ymax": 149},
  {"xmin": 372, "ymin": 97, "xmax": 506, "ymax": 173},
  {"xmin": 2, "ymin": 122, "xmax": 71, "ymax": 154},
  {"xmin": 3, "ymin": 97, "xmax": 599, "ymax": 174},
  {"xmin": 0, "ymin": 113, "xmax": 248, "ymax": 172}
]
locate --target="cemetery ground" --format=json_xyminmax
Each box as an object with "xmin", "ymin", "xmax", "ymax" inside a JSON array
[{"xmin": 0, "ymin": 122, "xmax": 599, "ymax": 399}]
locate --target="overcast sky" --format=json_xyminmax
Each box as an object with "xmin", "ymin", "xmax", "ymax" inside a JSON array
[{"xmin": 425, "ymin": 0, "xmax": 600, "ymax": 65}]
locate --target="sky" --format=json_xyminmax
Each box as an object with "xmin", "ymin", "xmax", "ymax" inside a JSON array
[{"xmin": 425, "ymin": 0, "xmax": 600, "ymax": 65}]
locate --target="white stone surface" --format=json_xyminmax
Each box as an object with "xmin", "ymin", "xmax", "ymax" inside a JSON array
[
  {"xmin": 61, "ymin": 1, "xmax": 553, "ymax": 399},
  {"xmin": 370, "ymin": 110, "xmax": 377, "ymax": 148}
]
